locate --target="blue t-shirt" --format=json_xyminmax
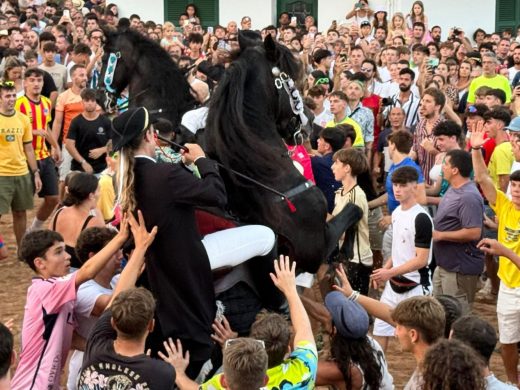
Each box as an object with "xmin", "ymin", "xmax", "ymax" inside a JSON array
[
  {"xmin": 386, "ymin": 157, "xmax": 424, "ymax": 213},
  {"xmin": 311, "ymin": 153, "xmax": 341, "ymax": 213}
]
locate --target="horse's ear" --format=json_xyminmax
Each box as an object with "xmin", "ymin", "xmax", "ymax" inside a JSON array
[{"xmin": 263, "ymin": 33, "xmax": 277, "ymax": 62}]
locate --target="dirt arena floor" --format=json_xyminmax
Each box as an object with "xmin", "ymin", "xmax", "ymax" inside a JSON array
[{"xmin": 0, "ymin": 202, "xmax": 508, "ymax": 388}]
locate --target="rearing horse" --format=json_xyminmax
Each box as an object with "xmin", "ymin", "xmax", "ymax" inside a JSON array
[{"xmin": 99, "ymin": 28, "xmax": 362, "ymax": 273}]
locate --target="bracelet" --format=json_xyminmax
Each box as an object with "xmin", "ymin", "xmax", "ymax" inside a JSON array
[
  {"xmin": 471, "ymin": 146, "xmax": 482, "ymax": 150},
  {"xmin": 32, "ymin": 169, "xmax": 40, "ymax": 174},
  {"xmin": 348, "ymin": 290, "xmax": 360, "ymax": 301},
  {"xmin": 79, "ymin": 159, "xmax": 86, "ymax": 164}
]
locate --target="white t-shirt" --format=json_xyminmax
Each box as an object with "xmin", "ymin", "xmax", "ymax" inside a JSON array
[
  {"xmin": 507, "ymin": 161, "xmax": 520, "ymax": 198},
  {"xmin": 181, "ymin": 106, "xmax": 209, "ymax": 134},
  {"xmin": 508, "ymin": 67, "xmax": 520, "ymax": 83},
  {"xmin": 67, "ymin": 280, "xmax": 112, "ymax": 390},
  {"xmin": 313, "ymin": 107, "xmax": 334, "ymax": 128}
]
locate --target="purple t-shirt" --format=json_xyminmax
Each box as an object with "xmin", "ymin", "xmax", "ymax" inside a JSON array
[{"xmin": 433, "ymin": 181, "xmax": 485, "ymax": 275}]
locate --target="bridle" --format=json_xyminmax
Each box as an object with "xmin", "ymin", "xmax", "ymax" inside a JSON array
[
  {"xmin": 99, "ymin": 50, "xmax": 121, "ymax": 113},
  {"xmin": 272, "ymin": 66, "xmax": 308, "ymax": 146}
]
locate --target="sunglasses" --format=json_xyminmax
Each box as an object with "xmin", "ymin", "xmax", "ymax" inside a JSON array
[
  {"xmin": 225, "ymin": 338, "xmax": 265, "ymax": 349},
  {"xmin": 314, "ymin": 77, "xmax": 330, "ymax": 85},
  {"xmin": 0, "ymin": 81, "xmax": 14, "ymax": 87}
]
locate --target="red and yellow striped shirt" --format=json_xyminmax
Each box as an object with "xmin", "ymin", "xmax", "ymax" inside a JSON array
[{"xmin": 15, "ymin": 96, "xmax": 52, "ymax": 160}]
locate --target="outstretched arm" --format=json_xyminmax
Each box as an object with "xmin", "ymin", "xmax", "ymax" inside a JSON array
[
  {"xmin": 334, "ymin": 265, "xmax": 395, "ymax": 326},
  {"xmin": 271, "ymin": 256, "xmax": 315, "ymax": 346}
]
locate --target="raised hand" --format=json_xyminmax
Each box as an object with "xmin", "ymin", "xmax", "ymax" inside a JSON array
[
  {"xmin": 269, "ymin": 255, "xmax": 297, "ymax": 296},
  {"xmin": 158, "ymin": 338, "xmax": 190, "ymax": 374},
  {"xmin": 128, "ymin": 210, "xmax": 158, "ymax": 249},
  {"xmin": 470, "ymin": 119, "xmax": 487, "ymax": 149},
  {"xmin": 333, "ymin": 264, "xmax": 354, "ymax": 297},
  {"xmin": 211, "ymin": 316, "xmax": 238, "ymax": 349}
]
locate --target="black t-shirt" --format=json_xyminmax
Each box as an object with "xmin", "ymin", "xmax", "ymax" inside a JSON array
[
  {"xmin": 67, "ymin": 114, "xmax": 112, "ymax": 173},
  {"xmin": 41, "ymin": 69, "xmax": 57, "ymax": 100},
  {"xmin": 78, "ymin": 310, "xmax": 175, "ymax": 390}
]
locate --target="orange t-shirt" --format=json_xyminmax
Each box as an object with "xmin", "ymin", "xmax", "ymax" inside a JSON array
[{"xmin": 55, "ymin": 89, "xmax": 83, "ymax": 142}]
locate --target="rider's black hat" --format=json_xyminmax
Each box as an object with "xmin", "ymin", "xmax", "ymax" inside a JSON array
[{"xmin": 112, "ymin": 107, "xmax": 150, "ymax": 151}]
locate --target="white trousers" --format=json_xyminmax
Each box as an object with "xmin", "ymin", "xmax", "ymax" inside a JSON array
[{"xmin": 202, "ymin": 225, "xmax": 275, "ymax": 270}]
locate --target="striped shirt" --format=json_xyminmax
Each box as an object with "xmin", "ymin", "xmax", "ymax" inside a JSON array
[{"xmin": 16, "ymin": 95, "xmax": 52, "ymax": 160}]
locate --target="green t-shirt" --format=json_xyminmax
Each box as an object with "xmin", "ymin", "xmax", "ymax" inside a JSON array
[
  {"xmin": 467, "ymin": 74, "xmax": 512, "ymax": 104},
  {"xmin": 200, "ymin": 341, "xmax": 317, "ymax": 390}
]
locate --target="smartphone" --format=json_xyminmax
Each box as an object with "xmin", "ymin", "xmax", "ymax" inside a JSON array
[
  {"xmin": 355, "ymin": 2, "xmax": 363, "ymax": 8},
  {"xmin": 291, "ymin": 16, "xmax": 297, "ymax": 24},
  {"xmin": 340, "ymin": 53, "xmax": 348, "ymax": 61},
  {"xmin": 63, "ymin": 9, "xmax": 70, "ymax": 18},
  {"xmin": 427, "ymin": 58, "xmax": 440, "ymax": 67},
  {"xmin": 175, "ymin": 27, "xmax": 183, "ymax": 33},
  {"xmin": 183, "ymin": 19, "xmax": 190, "ymax": 27},
  {"xmin": 207, "ymin": 26, "xmax": 213, "ymax": 34}
]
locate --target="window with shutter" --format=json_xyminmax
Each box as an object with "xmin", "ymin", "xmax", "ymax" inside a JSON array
[
  {"xmin": 495, "ymin": 0, "xmax": 519, "ymax": 33},
  {"xmin": 164, "ymin": 0, "xmax": 218, "ymax": 27},
  {"xmin": 277, "ymin": 0, "xmax": 318, "ymax": 27}
]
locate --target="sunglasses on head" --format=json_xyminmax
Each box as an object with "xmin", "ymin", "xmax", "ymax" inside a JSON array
[{"xmin": 0, "ymin": 81, "xmax": 14, "ymax": 87}]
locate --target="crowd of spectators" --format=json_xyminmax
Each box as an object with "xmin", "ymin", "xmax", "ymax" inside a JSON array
[{"xmin": 1, "ymin": 0, "xmax": 520, "ymax": 388}]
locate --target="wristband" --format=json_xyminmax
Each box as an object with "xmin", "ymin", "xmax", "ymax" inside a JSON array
[
  {"xmin": 348, "ymin": 290, "xmax": 360, "ymax": 301},
  {"xmin": 79, "ymin": 159, "xmax": 86, "ymax": 164},
  {"xmin": 471, "ymin": 146, "xmax": 482, "ymax": 150},
  {"xmin": 32, "ymin": 168, "xmax": 40, "ymax": 174}
]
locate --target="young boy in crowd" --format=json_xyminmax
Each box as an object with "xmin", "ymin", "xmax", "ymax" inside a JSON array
[{"xmin": 10, "ymin": 218, "xmax": 130, "ymax": 390}]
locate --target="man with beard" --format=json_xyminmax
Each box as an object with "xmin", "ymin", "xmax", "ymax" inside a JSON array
[
  {"xmin": 388, "ymin": 68, "xmax": 420, "ymax": 131},
  {"xmin": 430, "ymin": 25, "xmax": 442, "ymax": 43},
  {"xmin": 413, "ymin": 88, "xmax": 445, "ymax": 185},
  {"xmin": 508, "ymin": 46, "xmax": 520, "ymax": 83},
  {"xmin": 8, "ymin": 32, "xmax": 24, "ymax": 61},
  {"xmin": 52, "ymin": 64, "xmax": 89, "ymax": 199}
]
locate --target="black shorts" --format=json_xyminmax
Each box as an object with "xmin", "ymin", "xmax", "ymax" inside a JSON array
[{"xmin": 37, "ymin": 157, "xmax": 59, "ymax": 198}]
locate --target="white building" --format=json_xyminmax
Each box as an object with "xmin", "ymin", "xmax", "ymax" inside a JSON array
[{"xmin": 113, "ymin": 1, "xmax": 517, "ymax": 41}]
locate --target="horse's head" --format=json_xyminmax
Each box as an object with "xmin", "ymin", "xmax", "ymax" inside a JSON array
[
  {"xmin": 261, "ymin": 34, "xmax": 308, "ymax": 145},
  {"xmin": 97, "ymin": 29, "xmax": 133, "ymax": 113}
]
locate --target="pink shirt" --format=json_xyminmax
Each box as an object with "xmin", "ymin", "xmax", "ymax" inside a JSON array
[
  {"xmin": 288, "ymin": 145, "xmax": 315, "ymax": 183},
  {"xmin": 11, "ymin": 272, "xmax": 77, "ymax": 390}
]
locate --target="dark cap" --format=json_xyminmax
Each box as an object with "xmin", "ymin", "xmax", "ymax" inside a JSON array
[
  {"xmin": 360, "ymin": 21, "xmax": 371, "ymax": 28},
  {"xmin": 466, "ymin": 51, "xmax": 481, "ymax": 63},
  {"xmin": 325, "ymin": 291, "xmax": 369, "ymax": 339},
  {"xmin": 111, "ymin": 107, "xmax": 150, "ymax": 151}
]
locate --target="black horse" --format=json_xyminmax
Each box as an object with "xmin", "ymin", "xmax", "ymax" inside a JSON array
[
  {"xmin": 97, "ymin": 27, "xmax": 195, "ymax": 128},
  {"xmin": 99, "ymin": 28, "xmax": 362, "ymax": 273}
]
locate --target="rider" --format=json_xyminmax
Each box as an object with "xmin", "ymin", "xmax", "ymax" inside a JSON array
[{"xmin": 112, "ymin": 107, "xmax": 280, "ymax": 378}]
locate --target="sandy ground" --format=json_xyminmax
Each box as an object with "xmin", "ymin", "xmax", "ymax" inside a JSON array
[{"xmin": 0, "ymin": 201, "xmax": 508, "ymax": 388}]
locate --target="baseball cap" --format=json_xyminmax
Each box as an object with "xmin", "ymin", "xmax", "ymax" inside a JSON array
[
  {"xmin": 0, "ymin": 30, "xmax": 8, "ymax": 37},
  {"xmin": 360, "ymin": 21, "xmax": 371, "ymax": 28},
  {"xmin": 506, "ymin": 116, "xmax": 520, "ymax": 132},
  {"xmin": 325, "ymin": 291, "xmax": 369, "ymax": 339}
]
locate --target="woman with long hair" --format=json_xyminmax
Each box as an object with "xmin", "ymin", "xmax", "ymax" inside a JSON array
[
  {"xmin": 49, "ymin": 172, "xmax": 105, "ymax": 268},
  {"xmin": 317, "ymin": 291, "xmax": 393, "ymax": 389},
  {"xmin": 372, "ymin": 7, "xmax": 388, "ymax": 31},
  {"xmin": 406, "ymin": 1, "xmax": 429, "ymax": 35},
  {"xmin": 456, "ymin": 60, "xmax": 473, "ymax": 99},
  {"xmin": 112, "ymin": 107, "xmax": 279, "ymax": 378},
  {"xmin": 3, "ymin": 57, "xmax": 25, "ymax": 98}
]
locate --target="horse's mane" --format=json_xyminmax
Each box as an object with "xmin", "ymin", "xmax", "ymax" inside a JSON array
[
  {"xmin": 105, "ymin": 28, "xmax": 195, "ymax": 128},
  {"xmin": 206, "ymin": 39, "xmax": 303, "ymax": 190}
]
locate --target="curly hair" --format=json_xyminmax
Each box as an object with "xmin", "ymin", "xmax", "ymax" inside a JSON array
[
  {"xmin": 422, "ymin": 339, "xmax": 486, "ymax": 390},
  {"xmin": 330, "ymin": 335, "xmax": 383, "ymax": 390}
]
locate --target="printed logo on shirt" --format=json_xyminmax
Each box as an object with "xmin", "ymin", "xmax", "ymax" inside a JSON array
[
  {"xmin": 5, "ymin": 135, "xmax": 14, "ymax": 142},
  {"xmin": 97, "ymin": 127, "xmax": 105, "ymax": 135},
  {"xmin": 504, "ymin": 226, "xmax": 520, "ymax": 243},
  {"xmin": 79, "ymin": 365, "xmax": 151, "ymax": 390}
]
